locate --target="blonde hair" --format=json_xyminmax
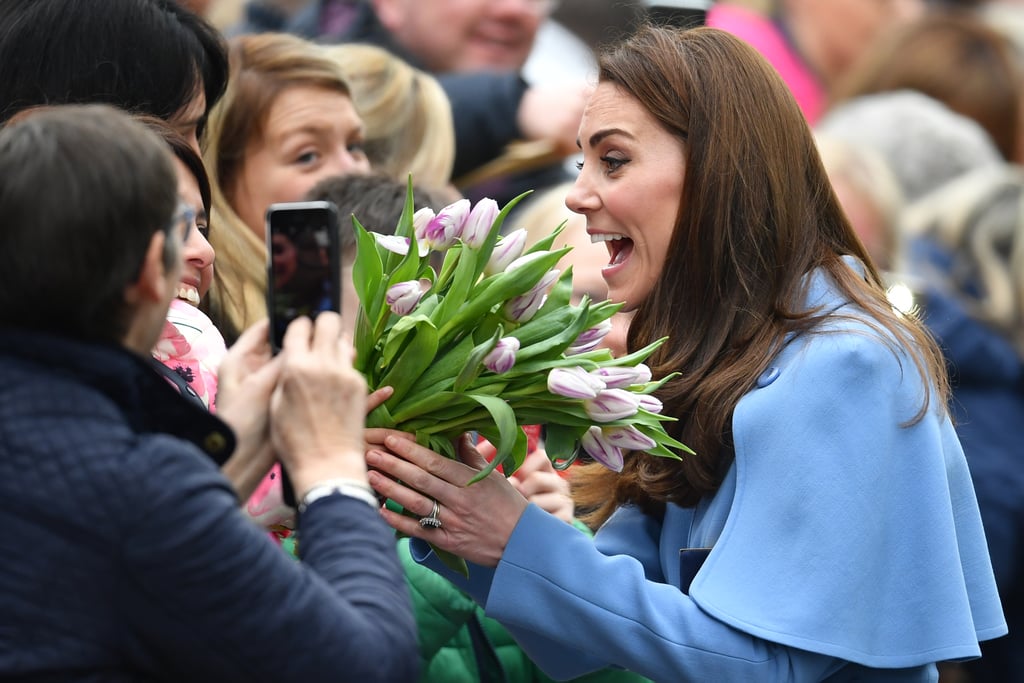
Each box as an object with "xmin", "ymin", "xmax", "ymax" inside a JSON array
[
  {"xmin": 324, "ymin": 43, "xmax": 455, "ymax": 188},
  {"xmin": 903, "ymin": 164, "xmax": 1024, "ymax": 354},
  {"xmin": 814, "ymin": 132, "xmax": 904, "ymax": 272},
  {"xmin": 203, "ymin": 33, "xmax": 354, "ymax": 341}
]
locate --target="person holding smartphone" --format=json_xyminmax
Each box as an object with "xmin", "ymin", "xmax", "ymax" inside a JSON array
[{"xmin": 0, "ymin": 105, "xmax": 418, "ymax": 681}]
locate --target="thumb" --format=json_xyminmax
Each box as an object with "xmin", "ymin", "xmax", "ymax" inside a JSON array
[{"xmin": 456, "ymin": 433, "xmax": 490, "ymax": 471}]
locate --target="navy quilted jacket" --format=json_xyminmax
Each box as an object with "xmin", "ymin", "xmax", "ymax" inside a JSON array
[{"xmin": 0, "ymin": 329, "xmax": 417, "ymax": 682}]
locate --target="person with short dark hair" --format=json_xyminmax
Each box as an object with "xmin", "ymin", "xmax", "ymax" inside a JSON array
[
  {"xmin": 0, "ymin": 104, "xmax": 418, "ymax": 682},
  {"xmin": 0, "ymin": 0, "xmax": 228, "ymax": 149}
]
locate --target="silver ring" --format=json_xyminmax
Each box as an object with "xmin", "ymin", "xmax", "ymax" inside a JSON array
[{"xmin": 419, "ymin": 500, "xmax": 442, "ymax": 529}]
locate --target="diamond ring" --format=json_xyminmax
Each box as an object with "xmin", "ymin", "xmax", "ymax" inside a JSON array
[{"xmin": 419, "ymin": 499, "xmax": 442, "ymax": 529}]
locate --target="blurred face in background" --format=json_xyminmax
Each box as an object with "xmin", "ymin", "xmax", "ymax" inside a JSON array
[
  {"xmin": 229, "ymin": 85, "xmax": 370, "ymax": 238},
  {"xmin": 373, "ymin": 0, "xmax": 554, "ymax": 72},
  {"xmin": 784, "ymin": 0, "xmax": 925, "ymax": 84},
  {"xmin": 173, "ymin": 157, "xmax": 214, "ymax": 306}
]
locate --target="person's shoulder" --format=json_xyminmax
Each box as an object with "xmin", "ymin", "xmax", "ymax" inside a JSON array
[
  {"xmin": 0, "ymin": 355, "xmax": 133, "ymax": 452},
  {"xmin": 736, "ymin": 314, "xmax": 923, "ymax": 426},
  {"xmin": 777, "ymin": 316, "xmax": 903, "ymax": 378},
  {"xmin": 0, "ymin": 353, "xmax": 223, "ymax": 502}
]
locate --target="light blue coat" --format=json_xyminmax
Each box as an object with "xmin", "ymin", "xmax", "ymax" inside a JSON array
[{"xmin": 415, "ymin": 260, "xmax": 1006, "ymax": 682}]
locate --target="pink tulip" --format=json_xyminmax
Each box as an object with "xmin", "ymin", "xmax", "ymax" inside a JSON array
[
  {"xmin": 386, "ymin": 280, "xmax": 425, "ymax": 316},
  {"xmin": 638, "ymin": 394, "xmax": 664, "ymax": 414},
  {"xmin": 580, "ymin": 426, "xmax": 624, "ymax": 472},
  {"xmin": 462, "ymin": 198, "xmax": 499, "ymax": 248},
  {"xmin": 547, "ymin": 366, "xmax": 606, "ymax": 399},
  {"xmin": 603, "ymin": 425, "xmax": 657, "ymax": 451},
  {"xmin": 373, "ymin": 233, "xmax": 412, "ymax": 256},
  {"xmin": 483, "ymin": 337, "xmax": 520, "ymax": 374},
  {"xmin": 488, "ymin": 228, "xmax": 528, "ymax": 273},
  {"xmin": 583, "ymin": 388, "xmax": 641, "ymax": 422},
  {"xmin": 566, "ymin": 320, "xmax": 613, "ymax": 354},
  {"xmin": 412, "ymin": 207, "xmax": 436, "ymax": 241},
  {"xmin": 591, "ymin": 364, "xmax": 652, "ymax": 389},
  {"xmin": 421, "ymin": 199, "xmax": 470, "ymax": 250},
  {"xmin": 504, "ymin": 268, "xmax": 559, "ymax": 323}
]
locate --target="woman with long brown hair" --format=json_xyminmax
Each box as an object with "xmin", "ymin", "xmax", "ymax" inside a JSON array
[{"xmin": 365, "ymin": 24, "xmax": 1005, "ymax": 680}]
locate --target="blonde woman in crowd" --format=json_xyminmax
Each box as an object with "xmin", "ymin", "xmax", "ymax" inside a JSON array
[
  {"xmin": 324, "ymin": 43, "xmax": 456, "ymax": 191},
  {"xmin": 203, "ymin": 32, "xmax": 371, "ymax": 344}
]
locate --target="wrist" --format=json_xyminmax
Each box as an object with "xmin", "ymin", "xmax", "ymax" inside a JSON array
[
  {"xmin": 299, "ymin": 477, "xmax": 378, "ymax": 512},
  {"xmin": 288, "ymin": 455, "xmax": 369, "ymax": 501}
]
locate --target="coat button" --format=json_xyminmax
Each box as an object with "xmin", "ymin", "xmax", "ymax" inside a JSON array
[
  {"xmin": 203, "ymin": 431, "xmax": 228, "ymax": 454},
  {"xmin": 756, "ymin": 367, "xmax": 780, "ymax": 388}
]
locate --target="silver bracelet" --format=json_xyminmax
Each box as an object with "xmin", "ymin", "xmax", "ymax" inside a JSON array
[{"xmin": 298, "ymin": 478, "xmax": 378, "ymax": 513}]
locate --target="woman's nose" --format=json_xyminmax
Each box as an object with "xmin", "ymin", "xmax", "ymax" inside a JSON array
[
  {"xmin": 183, "ymin": 226, "xmax": 215, "ymax": 267},
  {"xmin": 565, "ymin": 173, "xmax": 597, "ymax": 215},
  {"xmin": 325, "ymin": 146, "xmax": 371, "ymax": 176}
]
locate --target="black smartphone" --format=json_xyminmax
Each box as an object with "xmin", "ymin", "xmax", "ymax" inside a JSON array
[
  {"xmin": 265, "ymin": 200, "xmax": 342, "ymax": 351},
  {"xmin": 265, "ymin": 200, "xmax": 341, "ymax": 508}
]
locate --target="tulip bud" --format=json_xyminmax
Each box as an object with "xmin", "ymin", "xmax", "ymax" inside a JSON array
[
  {"xmin": 504, "ymin": 268, "xmax": 559, "ymax": 323},
  {"xmin": 386, "ymin": 280, "xmax": 425, "ymax": 316},
  {"xmin": 638, "ymin": 394, "xmax": 663, "ymax": 414},
  {"xmin": 547, "ymin": 366, "xmax": 606, "ymax": 399},
  {"xmin": 580, "ymin": 426, "xmax": 624, "ymax": 472},
  {"xmin": 603, "ymin": 425, "xmax": 657, "ymax": 451},
  {"xmin": 505, "ymin": 250, "xmax": 548, "ymax": 273},
  {"xmin": 566, "ymin": 319, "xmax": 613, "ymax": 355},
  {"xmin": 591, "ymin": 364, "xmax": 652, "ymax": 389},
  {"xmin": 488, "ymin": 228, "xmax": 528, "ymax": 273},
  {"xmin": 412, "ymin": 207, "xmax": 435, "ymax": 242},
  {"xmin": 462, "ymin": 198, "xmax": 499, "ymax": 249},
  {"xmin": 373, "ymin": 233, "xmax": 411, "ymax": 256},
  {"xmin": 483, "ymin": 337, "xmax": 520, "ymax": 374},
  {"xmin": 583, "ymin": 388, "xmax": 641, "ymax": 422},
  {"xmin": 422, "ymin": 198, "xmax": 470, "ymax": 250}
]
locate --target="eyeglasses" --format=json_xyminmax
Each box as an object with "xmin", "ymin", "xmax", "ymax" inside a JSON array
[{"xmin": 169, "ymin": 201, "xmax": 197, "ymax": 243}]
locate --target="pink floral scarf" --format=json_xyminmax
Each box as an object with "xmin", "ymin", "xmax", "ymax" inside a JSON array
[{"xmin": 154, "ymin": 299, "xmax": 295, "ymax": 541}]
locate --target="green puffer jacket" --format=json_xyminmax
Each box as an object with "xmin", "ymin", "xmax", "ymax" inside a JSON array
[{"xmin": 398, "ymin": 533, "xmax": 653, "ymax": 683}]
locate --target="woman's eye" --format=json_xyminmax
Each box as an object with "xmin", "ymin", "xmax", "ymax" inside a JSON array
[
  {"xmin": 575, "ymin": 160, "xmax": 584, "ymax": 171},
  {"xmin": 197, "ymin": 224, "xmax": 210, "ymax": 239},
  {"xmin": 602, "ymin": 156, "xmax": 627, "ymax": 172},
  {"xmin": 295, "ymin": 150, "xmax": 319, "ymax": 165}
]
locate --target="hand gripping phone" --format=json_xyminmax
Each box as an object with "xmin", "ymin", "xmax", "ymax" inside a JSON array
[
  {"xmin": 265, "ymin": 200, "xmax": 342, "ymax": 507},
  {"xmin": 265, "ymin": 200, "xmax": 342, "ymax": 351}
]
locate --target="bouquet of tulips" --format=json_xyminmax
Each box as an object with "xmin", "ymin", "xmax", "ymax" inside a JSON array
[{"xmin": 352, "ymin": 184, "xmax": 691, "ymax": 485}]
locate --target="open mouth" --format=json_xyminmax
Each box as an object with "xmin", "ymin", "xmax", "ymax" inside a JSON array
[
  {"xmin": 176, "ymin": 286, "xmax": 201, "ymax": 307},
  {"xmin": 591, "ymin": 233, "xmax": 634, "ymax": 267}
]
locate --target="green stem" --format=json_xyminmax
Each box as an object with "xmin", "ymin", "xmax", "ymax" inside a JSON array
[{"xmin": 414, "ymin": 408, "xmax": 490, "ymax": 436}]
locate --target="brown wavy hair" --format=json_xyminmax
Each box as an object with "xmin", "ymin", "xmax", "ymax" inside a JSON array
[{"xmin": 572, "ymin": 24, "xmax": 949, "ymax": 528}]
